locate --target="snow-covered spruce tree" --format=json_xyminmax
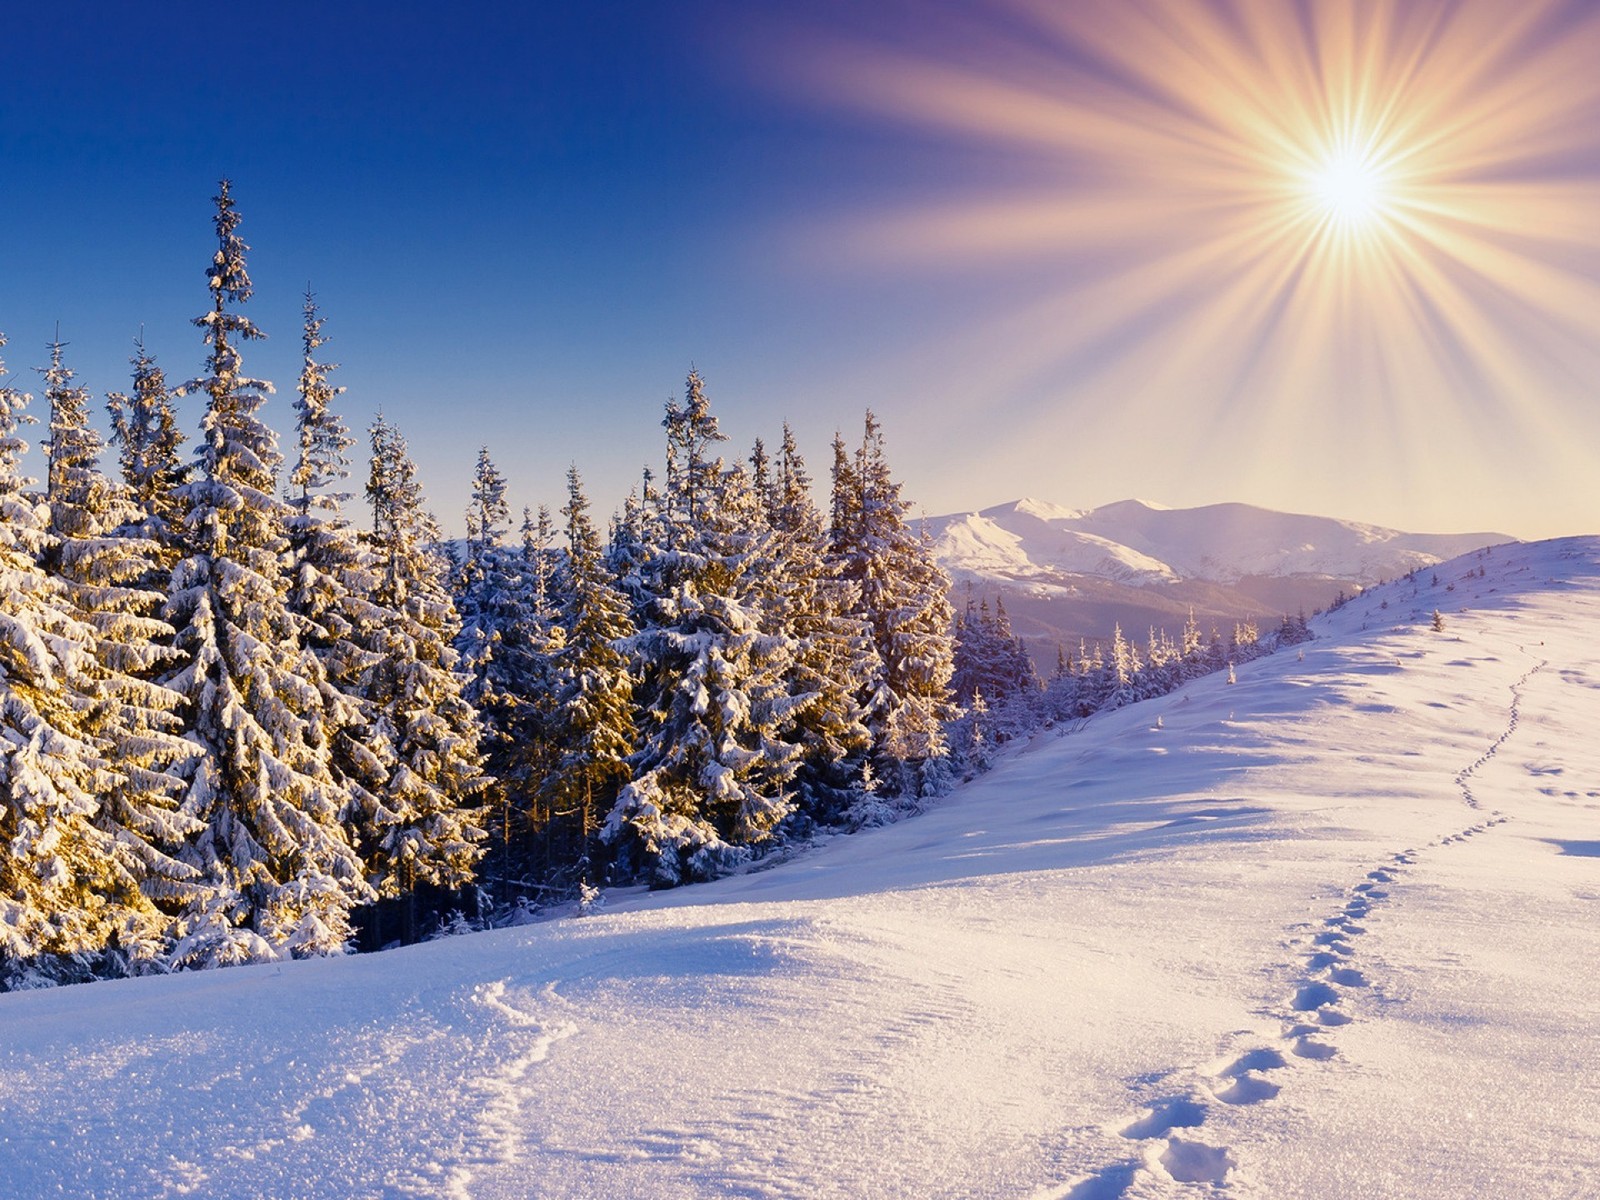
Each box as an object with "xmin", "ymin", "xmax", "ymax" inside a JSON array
[
  {"xmin": 761, "ymin": 423, "xmax": 873, "ymax": 821},
  {"xmin": 1104, "ymin": 623, "xmax": 1139, "ymax": 710},
  {"xmin": 162, "ymin": 181, "xmax": 371, "ymax": 967},
  {"xmin": 828, "ymin": 412, "xmax": 956, "ymax": 802},
  {"xmin": 38, "ymin": 338, "xmax": 205, "ymax": 971},
  {"xmin": 951, "ymin": 594, "xmax": 1041, "ymax": 746},
  {"xmin": 362, "ymin": 416, "xmax": 486, "ymax": 941},
  {"xmin": 538, "ymin": 465, "xmax": 636, "ymax": 887},
  {"xmin": 606, "ymin": 371, "xmax": 806, "ymax": 886},
  {"xmin": 0, "ymin": 337, "xmax": 136, "ymax": 987},
  {"xmin": 1042, "ymin": 643, "xmax": 1080, "ymax": 722},
  {"xmin": 284, "ymin": 290, "xmax": 392, "ymax": 884},
  {"xmin": 517, "ymin": 501, "xmax": 566, "ymax": 856},
  {"xmin": 951, "ymin": 594, "xmax": 1001, "ymax": 705},
  {"xmin": 452, "ymin": 448, "xmax": 551, "ymax": 904},
  {"xmin": 106, "ymin": 334, "xmax": 187, "ymax": 567}
]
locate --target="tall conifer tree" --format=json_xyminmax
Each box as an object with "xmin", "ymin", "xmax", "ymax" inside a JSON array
[
  {"xmin": 362, "ymin": 416, "xmax": 486, "ymax": 936},
  {"xmin": 540, "ymin": 466, "xmax": 636, "ymax": 886},
  {"xmin": 162, "ymin": 181, "xmax": 370, "ymax": 966},
  {"xmin": 828, "ymin": 412, "xmax": 956, "ymax": 798},
  {"xmin": 607, "ymin": 372, "xmax": 804, "ymax": 884},
  {"xmin": 38, "ymin": 338, "xmax": 203, "ymax": 966},
  {"xmin": 106, "ymin": 334, "xmax": 186, "ymax": 563},
  {"xmin": 285, "ymin": 291, "xmax": 389, "ymax": 870},
  {"xmin": 453, "ymin": 448, "xmax": 547, "ymax": 901},
  {"xmin": 0, "ymin": 336, "xmax": 128, "ymax": 984}
]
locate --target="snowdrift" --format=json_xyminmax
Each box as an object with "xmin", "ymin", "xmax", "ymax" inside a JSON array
[{"xmin": 2, "ymin": 537, "xmax": 1596, "ymax": 1199}]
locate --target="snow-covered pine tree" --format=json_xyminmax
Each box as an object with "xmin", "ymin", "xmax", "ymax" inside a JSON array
[
  {"xmin": 952, "ymin": 594, "xmax": 1041, "ymax": 745},
  {"xmin": 952, "ymin": 594, "xmax": 1001, "ymax": 706},
  {"xmin": 0, "ymin": 335, "xmax": 133, "ymax": 987},
  {"xmin": 1104, "ymin": 623, "xmax": 1138, "ymax": 710},
  {"xmin": 1043, "ymin": 643, "xmax": 1080, "ymax": 722},
  {"xmin": 1140, "ymin": 627, "xmax": 1178, "ymax": 699},
  {"xmin": 106, "ymin": 334, "xmax": 187, "ymax": 566},
  {"xmin": 606, "ymin": 371, "xmax": 804, "ymax": 885},
  {"xmin": 37, "ymin": 337, "xmax": 205, "ymax": 970},
  {"xmin": 1178, "ymin": 607, "xmax": 1206, "ymax": 681},
  {"xmin": 516, "ymin": 502, "xmax": 565, "ymax": 848},
  {"xmin": 452, "ymin": 448, "xmax": 548, "ymax": 904},
  {"xmin": 761, "ymin": 423, "xmax": 873, "ymax": 821},
  {"xmin": 828, "ymin": 411, "xmax": 956, "ymax": 799},
  {"xmin": 162, "ymin": 181, "xmax": 371, "ymax": 967},
  {"xmin": 540, "ymin": 465, "xmax": 636, "ymax": 887},
  {"xmin": 361, "ymin": 415, "xmax": 486, "ymax": 940},
  {"xmin": 284, "ymin": 291, "xmax": 391, "ymax": 887},
  {"xmin": 604, "ymin": 472, "xmax": 655, "ymax": 614}
]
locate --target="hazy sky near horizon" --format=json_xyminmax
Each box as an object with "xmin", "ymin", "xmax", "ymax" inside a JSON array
[{"xmin": 4, "ymin": 0, "xmax": 1598, "ymax": 540}]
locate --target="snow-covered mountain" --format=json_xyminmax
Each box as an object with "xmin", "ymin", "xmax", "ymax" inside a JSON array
[
  {"xmin": 927, "ymin": 498, "xmax": 1508, "ymax": 649},
  {"xmin": 3, "ymin": 537, "xmax": 1597, "ymax": 1199},
  {"xmin": 928, "ymin": 497, "xmax": 1504, "ymax": 590}
]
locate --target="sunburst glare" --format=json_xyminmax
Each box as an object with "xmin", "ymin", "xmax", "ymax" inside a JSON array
[
  {"xmin": 1304, "ymin": 141, "xmax": 1390, "ymax": 233},
  {"xmin": 790, "ymin": 0, "xmax": 1600, "ymax": 534}
]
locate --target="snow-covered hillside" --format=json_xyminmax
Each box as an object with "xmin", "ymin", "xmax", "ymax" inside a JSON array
[
  {"xmin": 927, "ymin": 498, "xmax": 1505, "ymax": 590},
  {"xmin": 926, "ymin": 498, "xmax": 1508, "ymax": 652},
  {"xmin": 3, "ymin": 538, "xmax": 1596, "ymax": 1199}
]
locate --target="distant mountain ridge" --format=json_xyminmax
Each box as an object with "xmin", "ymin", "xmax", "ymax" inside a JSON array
[
  {"xmin": 925, "ymin": 498, "xmax": 1509, "ymax": 655},
  {"xmin": 926, "ymin": 498, "xmax": 1505, "ymax": 592}
]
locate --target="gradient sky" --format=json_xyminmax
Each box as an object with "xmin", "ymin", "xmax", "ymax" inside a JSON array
[{"xmin": 4, "ymin": 0, "xmax": 1598, "ymax": 540}]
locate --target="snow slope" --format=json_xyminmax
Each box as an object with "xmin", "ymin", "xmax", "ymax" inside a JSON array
[
  {"xmin": 3, "ymin": 539, "xmax": 1597, "ymax": 1200},
  {"xmin": 927, "ymin": 498, "xmax": 1506, "ymax": 589}
]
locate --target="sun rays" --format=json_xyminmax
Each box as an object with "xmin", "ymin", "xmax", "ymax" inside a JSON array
[
  {"xmin": 789, "ymin": 0, "xmax": 1600, "ymax": 532},
  {"xmin": 1303, "ymin": 140, "xmax": 1391, "ymax": 234}
]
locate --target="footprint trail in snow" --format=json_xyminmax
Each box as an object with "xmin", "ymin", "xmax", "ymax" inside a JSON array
[{"xmin": 1037, "ymin": 642, "xmax": 1545, "ymax": 1194}]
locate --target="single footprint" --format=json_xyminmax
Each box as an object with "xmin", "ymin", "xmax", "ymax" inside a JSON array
[
  {"xmin": 1326, "ymin": 967, "xmax": 1368, "ymax": 988},
  {"xmin": 1159, "ymin": 1138, "xmax": 1235, "ymax": 1185},
  {"xmin": 1218, "ymin": 1047, "xmax": 1288, "ymax": 1076},
  {"xmin": 1293, "ymin": 1037, "xmax": 1338, "ymax": 1060},
  {"xmin": 1120, "ymin": 1096, "xmax": 1206, "ymax": 1140},
  {"xmin": 1293, "ymin": 981, "xmax": 1340, "ymax": 1011},
  {"xmin": 1062, "ymin": 1162, "xmax": 1140, "ymax": 1200},
  {"xmin": 1214, "ymin": 1073, "xmax": 1280, "ymax": 1105}
]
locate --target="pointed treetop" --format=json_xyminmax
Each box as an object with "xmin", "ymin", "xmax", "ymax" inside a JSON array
[{"xmin": 207, "ymin": 178, "xmax": 253, "ymax": 304}]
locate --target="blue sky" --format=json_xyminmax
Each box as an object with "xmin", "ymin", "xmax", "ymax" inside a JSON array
[{"xmin": 4, "ymin": 1, "xmax": 1598, "ymax": 539}]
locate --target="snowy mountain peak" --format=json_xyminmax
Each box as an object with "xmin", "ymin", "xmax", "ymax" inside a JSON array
[
  {"xmin": 998, "ymin": 497, "xmax": 1087, "ymax": 523},
  {"xmin": 929, "ymin": 498, "xmax": 1507, "ymax": 589}
]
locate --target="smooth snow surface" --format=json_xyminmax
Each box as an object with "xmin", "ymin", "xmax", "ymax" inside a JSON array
[{"xmin": 4, "ymin": 538, "xmax": 1598, "ymax": 1199}]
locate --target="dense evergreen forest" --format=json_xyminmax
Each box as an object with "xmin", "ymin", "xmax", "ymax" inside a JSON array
[{"xmin": 0, "ymin": 184, "xmax": 1307, "ymax": 989}]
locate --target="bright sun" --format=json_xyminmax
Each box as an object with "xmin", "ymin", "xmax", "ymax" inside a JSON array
[{"xmin": 1305, "ymin": 143, "xmax": 1389, "ymax": 231}]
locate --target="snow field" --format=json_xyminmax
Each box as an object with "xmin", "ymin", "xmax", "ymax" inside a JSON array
[{"xmin": 1, "ymin": 538, "xmax": 1596, "ymax": 1199}]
